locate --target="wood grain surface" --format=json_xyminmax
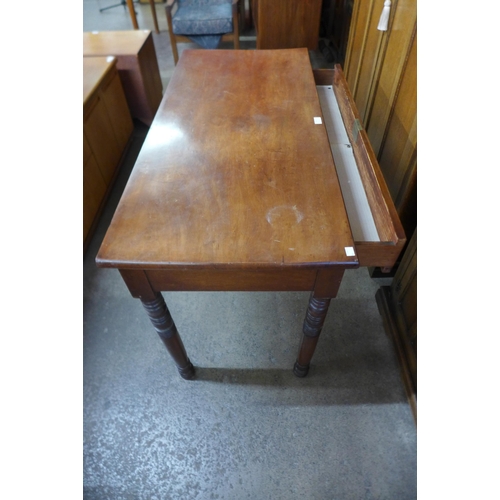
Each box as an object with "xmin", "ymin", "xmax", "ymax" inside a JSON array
[
  {"xmin": 83, "ymin": 30, "xmax": 152, "ymax": 56},
  {"xmin": 96, "ymin": 49, "xmax": 357, "ymax": 270},
  {"xmin": 83, "ymin": 56, "xmax": 115, "ymax": 106}
]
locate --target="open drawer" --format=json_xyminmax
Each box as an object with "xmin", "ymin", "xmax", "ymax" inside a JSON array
[{"xmin": 314, "ymin": 65, "xmax": 406, "ymax": 270}]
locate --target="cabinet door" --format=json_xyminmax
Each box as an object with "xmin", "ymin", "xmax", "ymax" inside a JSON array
[
  {"xmin": 83, "ymin": 128, "xmax": 92, "ymax": 166},
  {"xmin": 100, "ymin": 71, "xmax": 134, "ymax": 153},
  {"xmin": 83, "ymin": 95, "xmax": 121, "ymax": 186},
  {"xmin": 83, "ymin": 151, "xmax": 107, "ymax": 242},
  {"xmin": 376, "ymin": 227, "xmax": 417, "ymax": 422},
  {"xmin": 391, "ymin": 228, "xmax": 417, "ymax": 389}
]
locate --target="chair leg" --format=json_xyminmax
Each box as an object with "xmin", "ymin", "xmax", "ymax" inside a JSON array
[
  {"xmin": 171, "ymin": 35, "xmax": 179, "ymax": 65},
  {"xmin": 233, "ymin": 3, "xmax": 240, "ymax": 50},
  {"xmin": 148, "ymin": 0, "xmax": 160, "ymax": 34},
  {"xmin": 165, "ymin": 7, "xmax": 179, "ymax": 64},
  {"xmin": 238, "ymin": 0, "xmax": 246, "ymax": 33},
  {"xmin": 125, "ymin": 0, "xmax": 139, "ymax": 30}
]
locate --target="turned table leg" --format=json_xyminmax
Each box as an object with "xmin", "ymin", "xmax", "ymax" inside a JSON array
[
  {"xmin": 141, "ymin": 292, "xmax": 195, "ymax": 380},
  {"xmin": 293, "ymin": 294, "xmax": 332, "ymax": 377}
]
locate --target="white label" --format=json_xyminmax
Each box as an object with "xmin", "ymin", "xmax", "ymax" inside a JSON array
[
  {"xmin": 345, "ymin": 246, "xmax": 356, "ymax": 256},
  {"xmin": 314, "ymin": 117, "xmax": 322, "ymax": 124}
]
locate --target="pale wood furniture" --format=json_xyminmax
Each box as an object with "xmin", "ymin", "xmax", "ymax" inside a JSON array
[
  {"xmin": 125, "ymin": 0, "xmax": 160, "ymax": 33},
  {"xmin": 84, "ymin": 57, "xmax": 133, "ymax": 251},
  {"xmin": 251, "ymin": 0, "xmax": 322, "ymax": 50},
  {"xmin": 165, "ymin": 0, "xmax": 240, "ymax": 65},
  {"xmin": 84, "ymin": 30, "xmax": 163, "ymax": 127},
  {"xmin": 96, "ymin": 49, "xmax": 405, "ymax": 379},
  {"xmin": 376, "ymin": 227, "xmax": 417, "ymax": 423}
]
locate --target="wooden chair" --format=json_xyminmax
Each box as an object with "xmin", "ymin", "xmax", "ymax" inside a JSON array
[
  {"xmin": 122, "ymin": 0, "xmax": 160, "ymax": 34},
  {"xmin": 166, "ymin": 0, "xmax": 240, "ymax": 64}
]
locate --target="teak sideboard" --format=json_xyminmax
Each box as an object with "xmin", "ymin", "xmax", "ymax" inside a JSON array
[{"xmin": 96, "ymin": 49, "xmax": 405, "ymax": 380}]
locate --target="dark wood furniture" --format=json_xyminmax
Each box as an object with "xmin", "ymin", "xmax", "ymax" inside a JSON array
[
  {"xmin": 83, "ymin": 30, "xmax": 163, "ymax": 127},
  {"xmin": 96, "ymin": 49, "xmax": 405, "ymax": 379},
  {"xmin": 84, "ymin": 56, "xmax": 133, "ymax": 251},
  {"xmin": 320, "ymin": 0, "xmax": 354, "ymax": 65},
  {"xmin": 252, "ymin": 0, "xmax": 323, "ymax": 50},
  {"xmin": 376, "ymin": 227, "xmax": 417, "ymax": 423},
  {"xmin": 166, "ymin": 0, "xmax": 240, "ymax": 65}
]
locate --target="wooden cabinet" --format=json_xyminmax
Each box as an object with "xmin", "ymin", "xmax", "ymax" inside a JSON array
[
  {"xmin": 252, "ymin": 0, "xmax": 323, "ymax": 50},
  {"xmin": 376, "ymin": 228, "xmax": 417, "ymax": 422},
  {"xmin": 83, "ymin": 30, "xmax": 163, "ymax": 126},
  {"xmin": 83, "ymin": 56, "xmax": 133, "ymax": 251}
]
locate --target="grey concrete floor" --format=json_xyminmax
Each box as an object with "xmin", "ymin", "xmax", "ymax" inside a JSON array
[{"xmin": 83, "ymin": 3, "xmax": 417, "ymax": 498}]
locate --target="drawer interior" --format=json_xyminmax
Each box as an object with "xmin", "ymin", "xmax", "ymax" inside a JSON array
[
  {"xmin": 317, "ymin": 84, "xmax": 380, "ymax": 243},
  {"xmin": 314, "ymin": 67, "xmax": 406, "ymax": 269}
]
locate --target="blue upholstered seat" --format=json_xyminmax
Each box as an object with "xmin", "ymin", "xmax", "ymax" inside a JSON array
[
  {"xmin": 172, "ymin": 0, "xmax": 234, "ymax": 49},
  {"xmin": 172, "ymin": 0, "xmax": 233, "ymax": 36},
  {"xmin": 166, "ymin": 0, "xmax": 239, "ymax": 63}
]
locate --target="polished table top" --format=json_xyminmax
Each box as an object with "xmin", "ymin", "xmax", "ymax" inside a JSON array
[{"xmin": 97, "ymin": 49, "xmax": 358, "ymax": 271}]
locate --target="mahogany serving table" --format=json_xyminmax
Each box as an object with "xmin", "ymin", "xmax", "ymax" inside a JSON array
[{"xmin": 96, "ymin": 49, "xmax": 405, "ymax": 380}]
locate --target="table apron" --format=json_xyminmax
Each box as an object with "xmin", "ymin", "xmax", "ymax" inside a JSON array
[
  {"xmin": 147, "ymin": 268, "xmax": 317, "ymax": 292},
  {"xmin": 119, "ymin": 267, "xmax": 347, "ymax": 299}
]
